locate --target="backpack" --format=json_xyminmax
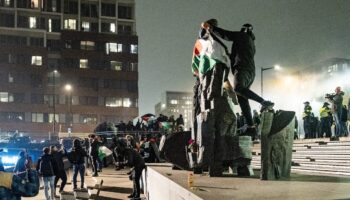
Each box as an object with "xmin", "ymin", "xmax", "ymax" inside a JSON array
[
  {"xmin": 68, "ymin": 149, "xmax": 80, "ymax": 164},
  {"xmin": 39, "ymin": 156, "xmax": 53, "ymax": 176}
]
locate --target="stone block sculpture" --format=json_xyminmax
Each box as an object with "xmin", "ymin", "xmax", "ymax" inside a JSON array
[{"xmin": 260, "ymin": 110, "xmax": 295, "ymax": 180}]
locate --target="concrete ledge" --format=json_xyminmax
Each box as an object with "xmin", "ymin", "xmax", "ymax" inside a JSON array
[{"xmin": 143, "ymin": 164, "xmax": 202, "ymax": 200}]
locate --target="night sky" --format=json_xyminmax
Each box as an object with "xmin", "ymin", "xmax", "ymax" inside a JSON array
[{"xmin": 136, "ymin": 0, "xmax": 350, "ymax": 115}]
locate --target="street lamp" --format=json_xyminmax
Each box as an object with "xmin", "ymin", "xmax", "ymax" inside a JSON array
[
  {"xmin": 261, "ymin": 64, "xmax": 280, "ymax": 97},
  {"xmin": 64, "ymin": 84, "xmax": 73, "ymax": 137}
]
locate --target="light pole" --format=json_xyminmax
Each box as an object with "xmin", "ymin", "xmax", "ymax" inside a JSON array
[
  {"xmin": 64, "ymin": 84, "xmax": 73, "ymax": 137},
  {"xmin": 261, "ymin": 65, "xmax": 280, "ymax": 97}
]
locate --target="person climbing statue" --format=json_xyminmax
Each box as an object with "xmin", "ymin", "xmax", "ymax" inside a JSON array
[{"xmin": 201, "ymin": 21, "xmax": 274, "ymax": 138}]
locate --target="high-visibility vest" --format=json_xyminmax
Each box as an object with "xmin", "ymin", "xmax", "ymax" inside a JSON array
[{"xmin": 320, "ymin": 107, "xmax": 330, "ymax": 118}]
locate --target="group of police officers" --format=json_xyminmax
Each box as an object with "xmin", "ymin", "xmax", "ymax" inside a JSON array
[{"xmin": 303, "ymin": 86, "xmax": 349, "ymax": 139}]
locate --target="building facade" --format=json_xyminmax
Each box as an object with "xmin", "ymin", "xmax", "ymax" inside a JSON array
[
  {"xmin": 0, "ymin": 0, "xmax": 138, "ymax": 139},
  {"xmin": 155, "ymin": 91, "xmax": 192, "ymax": 131}
]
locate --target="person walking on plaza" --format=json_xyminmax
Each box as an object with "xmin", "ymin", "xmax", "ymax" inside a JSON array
[
  {"xmin": 69, "ymin": 139, "xmax": 88, "ymax": 190},
  {"xmin": 303, "ymin": 101, "xmax": 313, "ymax": 139},
  {"xmin": 37, "ymin": 147, "xmax": 56, "ymax": 200},
  {"xmin": 51, "ymin": 145, "xmax": 67, "ymax": 195},
  {"xmin": 319, "ymin": 102, "xmax": 332, "ymax": 138},
  {"xmin": 89, "ymin": 134, "xmax": 100, "ymax": 177},
  {"xmin": 201, "ymin": 22, "xmax": 274, "ymax": 138}
]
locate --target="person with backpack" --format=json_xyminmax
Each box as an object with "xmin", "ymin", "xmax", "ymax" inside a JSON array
[
  {"xmin": 51, "ymin": 145, "xmax": 67, "ymax": 195},
  {"xmin": 68, "ymin": 139, "xmax": 88, "ymax": 190},
  {"xmin": 36, "ymin": 147, "xmax": 56, "ymax": 200}
]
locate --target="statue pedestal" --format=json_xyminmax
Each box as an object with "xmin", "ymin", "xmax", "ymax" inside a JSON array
[{"xmin": 260, "ymin": 110, "xmax": 295, "ymax": 180}]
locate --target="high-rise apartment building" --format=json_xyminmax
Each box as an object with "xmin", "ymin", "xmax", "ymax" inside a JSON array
[
  {"xmin": 155, "ymin": 91, "xmax": 193, "ymax": 131},
  {"xmin": 0, "ymin": 0, "xmax": 138, "ymax": 139}
]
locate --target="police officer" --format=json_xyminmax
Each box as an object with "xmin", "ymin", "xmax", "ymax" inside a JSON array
[
  {"xmin": 319, "ymin": 102, "xmax": 332, "ymax": 138},
  {"xmin": 303, "ymin": 101, "xmax": 313, "ymax": 139}
]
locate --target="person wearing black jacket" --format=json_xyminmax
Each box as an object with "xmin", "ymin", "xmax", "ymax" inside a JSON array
[
  {"xmin": 36, "ymin": 147, "xmax": 56, "ymax": 200},
  {"xmin": 115, "ymin": 140, "xmax": 145, "ymax": 200},
  {"xmin": 202, "ymin": 22, "xmax": 274, "ymax": 138},
  {"xmin": 51, "ymin": 145, "xmax": 67, "ymax": 194},
  {"xmin": 69, "ymin": 139, "xmax": 88, "ymax": 190},
  {"xmin": 89, "ymin": 134, "xmax": 100, "ymax": 177}
]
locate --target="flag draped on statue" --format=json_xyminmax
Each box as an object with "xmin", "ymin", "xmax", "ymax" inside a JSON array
[{"xmin": 191, "ymin": 32, "xmax": 229, "ymax": 76}]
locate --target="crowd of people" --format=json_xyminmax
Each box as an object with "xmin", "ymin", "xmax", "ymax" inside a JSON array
[
  {"xmin": 4, "ymin": 131, "xmax": 154, "ymax": 200},
  {"xmin": 303, "ymin": 86, "xmax": 350, "ymax": 139},
  {"xmin": 114, "ymin": 114, "xmax": 185, "ymax": 133}
]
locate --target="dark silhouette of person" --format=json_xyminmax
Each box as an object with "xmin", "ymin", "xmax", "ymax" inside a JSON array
[{"xmin": 202, "ymin": 21, "xmax": 274, "ymax": 137}]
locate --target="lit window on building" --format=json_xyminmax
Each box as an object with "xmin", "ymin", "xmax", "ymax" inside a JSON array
[
  {"xmin": 0, "ymin": 92, "xmax": 9, "ymax": 102},
  {"xmin": 4, "ymin": 0, "xmax": 11, "ymax": 6},
  {"xmin": 32, "ymin": 113, "xmax": 44, "ymax": 123},
  {"xmin": 327, "ymin": 64, "xmax": 338, "ymax": 73},
  {"xmin": 130, "ymin": 63, "xmax": 138, "ymax": 71},
  {"xmin": 82, "ymin": 21, "xmax": 90, "ymax": 31},
  {"xmin": 31, "ymin": 0, "xmax": 39, "ymax": 8},
  {"xmin": 80, "ymin": 41, "xmax": 95, "ymax": 50},
  {"xmin": 80, "ymin": 59, "xmax": 88, "ymax": 68},
  {"xmin": 31, "ymin": 56, "xmax": 42, "ymax": 66},
  {"xmin": 64, "ymin": 19, "xmax": 77, "ymax": 30},
  {"xmin": 8, "ymin": 73, "xmax": 13, "ymax": 83},
  {"xmin": 80, "ymin": 115, "xmax": 97, "ymax": 124},
  {"xmin": 29, "ymin": 17, "xmax": 36, "ymax": 28},
  {"xmin": 110, "ymin": 23, "xmax": 116, "ymax": 33},
  {"xmin": 105, "ymin": 97, "xmax": 122, "ymax": 107},
  {"xmin": 51, "ymin": 0, "xmax": 57, "ymax": 11},
  {"xmin": 123, "ymin": 98, "xmax": 131, "ymax": 107},
  {"xmin": 130, "ymin": 44, "xmax": 138, "ymax": 54},
  {"xmin": 49, "ymin": 113, "xmax": 59, "ymax": 123},
  {"xmin": 111, "ymin": 61, "xmax": 122, "ymax": 71},
  {"xmin": 105, "ymin": 43, "xmax": 123, "ymax": 54},
  {"xmin": 185, "ymin": 100, "xmax": 191, "ymax": 105},
  {"xmin": 170, "ymin": 99, "xmax": 178, "ymax": 104},
  {"xmin": 48, "ymin": 19, "xmax": 52, "ymax": 32}
]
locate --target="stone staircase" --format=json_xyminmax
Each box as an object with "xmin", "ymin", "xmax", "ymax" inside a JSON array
[{"xmin": 251, "ymin": 137, "xmax": 350, "ymax": 177}]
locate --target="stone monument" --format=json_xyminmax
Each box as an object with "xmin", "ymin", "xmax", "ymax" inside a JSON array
[{"xmin": 260, "ymin": 110, "xmax": 295, "ymax": 180}]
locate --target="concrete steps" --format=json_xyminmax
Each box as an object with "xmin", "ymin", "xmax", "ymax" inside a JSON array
[{"xmin": 252, "ymin": 138, "xmax": 350, "ymax": 177}]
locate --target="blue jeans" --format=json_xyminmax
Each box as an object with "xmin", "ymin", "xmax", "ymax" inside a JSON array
[
  {"xmin": 43, "ymin": 176, "xmax": 55, "ymax": 200},
  {"xmin": 334, "ymin": 114, "xmax": 343, "ymax": 137},
  {"xmin": 73, "ymin": 164, "xmax": 85, "ymax": 189}
]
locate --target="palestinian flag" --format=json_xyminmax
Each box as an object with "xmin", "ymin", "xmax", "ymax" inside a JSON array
[
  {"xmin": 191, "ymin": 38, "xmax": 226, "ymax": 76},
  {"xmin": 98, "ymin": 146, "xmax": 113, "ymax": 161}
]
